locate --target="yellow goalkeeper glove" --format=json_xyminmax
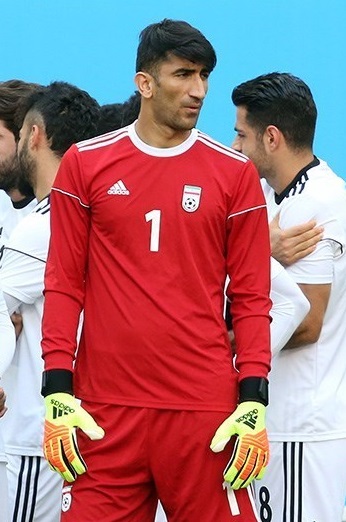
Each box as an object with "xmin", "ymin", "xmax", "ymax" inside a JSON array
[
  {"xmin": 210, "ymin": 377, "xmax": 269, "ymax": 489},
  {"xmin": 43, "ymin": 392, "xmax": 104, "ymax": 482}
]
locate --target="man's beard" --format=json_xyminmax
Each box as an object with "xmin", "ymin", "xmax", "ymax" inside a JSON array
[
  {"xmin": 18, "ymin": 141, "xmax": 37, "ymax": 198},
  {"xmin": 0, "ymin": 154, "xmax": 35, "ymax": 198},
  {"xmin": 0, "ymin": 154, "xmax": 20, "ymax": 192}
]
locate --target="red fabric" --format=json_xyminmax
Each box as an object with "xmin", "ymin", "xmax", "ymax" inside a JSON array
[
  {"xmin": 42, "ymin": 128, "xmax": 271, "ymax": 411},
  {"xmin": 60, "ymin": 403, "xmax": 261, "ymax": 521}
]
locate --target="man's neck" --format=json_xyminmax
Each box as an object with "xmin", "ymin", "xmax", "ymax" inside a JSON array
[
  {"xmin": 268, "ymin": 150, "xmax": 315, "ymax": 195},
  {"xmin": 34, "ymin": 154, "xmax": 61, "ymax": 202},
  {"xmin": 135, "ymin": 115, "xmax": 192, "ymax": 148}
]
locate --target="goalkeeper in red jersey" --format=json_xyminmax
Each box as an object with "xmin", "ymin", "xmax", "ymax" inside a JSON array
[{"xmin": 41, "ymin": 18, "xmax": 272, "ymax": 521}]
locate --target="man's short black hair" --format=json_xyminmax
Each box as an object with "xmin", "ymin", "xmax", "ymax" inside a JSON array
[
  {"xmin": 17, "ymin": 81, "xmax": 100, "ymax": 157},
  {"xmin": 0, "ymin": 79, "xmax": 40, "ymax": 140},
  {"xmin": 136, "ymin": 18, "xmax": 216, "ymax": 75},
  {"xmin": 232, "ymin": 72, "xmax": 317, "ymax": 150}
]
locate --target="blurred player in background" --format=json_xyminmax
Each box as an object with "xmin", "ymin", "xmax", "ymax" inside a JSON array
[
  {"xmin": 0, "ymin": 81, "xmax": 100, "ymax": 522},
  {"xmin": 0, "ymin": 283, "xmax": 15, "ymax": 521},
  {"xmin": 0, "ymin": 79, "xmax": 40, "ymax": 521},
  {"xmin": 0, "ymin": 80, "xmax": 39, "ymax": 259},
  {"xmin": 96, "ymin": 90, "xmax": 141, "ymax": 134},
  {"xmin": 232, "ymin": 71, "xmax": 346, "ymax": 522}
]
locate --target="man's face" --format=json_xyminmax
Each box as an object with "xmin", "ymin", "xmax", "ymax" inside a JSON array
[
  {"xmin": 17, "ymin": 119, "xmax": 36, "ymax": 192},
  {"xmin": 0, "ymin": 119, "xmax": 21, "ymax": 192},
  {"xmin": 149, "ymin": 54, "xmax": 209, "ymax": 132},
  {"xmin": 231, "ymin": 106, "xmax": 270, "ymax": 178}
]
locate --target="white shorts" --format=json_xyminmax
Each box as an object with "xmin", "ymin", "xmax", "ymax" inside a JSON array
[
  {"xmin": 0, "ymin": 461, "xmax": 8, "ymax": 522},
  {"xmin": 254, "ymin": 439, "xmax": 346, "ymax": 521},
  {"xmin": 6, "ymin": 454, "xmax": 63, "ymax": 522}
]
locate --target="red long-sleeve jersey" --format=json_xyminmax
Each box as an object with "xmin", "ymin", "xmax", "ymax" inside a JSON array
[{"xmin": 42, "ymin": 124, "xmax": 271, "ymax": 411}]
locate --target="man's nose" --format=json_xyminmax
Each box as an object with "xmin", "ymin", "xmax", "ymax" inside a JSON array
[
  {"xmin": 231, "ymin": 136, "xmax": 242, "ymax": 152},
  {"xmin": 190, "ymin": 76, "xmax": 207, "ymax": 100}
]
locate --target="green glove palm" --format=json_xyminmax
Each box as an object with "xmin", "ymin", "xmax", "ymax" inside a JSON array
[
  {"xmin": 210, "ymin": 401, "xmax": 269, "ymax": 489},
  {"xmin": 43, "ymin": 392, "xmax": 104, "ymax": 482}
]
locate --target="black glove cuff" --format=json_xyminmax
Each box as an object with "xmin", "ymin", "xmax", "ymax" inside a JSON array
[
  {"xmin": 41, "ymin": 369, "xmax": 73, "ymax": 397},
  {"xmin": 239, "ymin": 377, "xmax": 269, "ymax": 406}
]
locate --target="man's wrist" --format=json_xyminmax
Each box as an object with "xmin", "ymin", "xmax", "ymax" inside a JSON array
[
  {"xmin": 239, "ymin": 377, "xmax": 269, "ymax": 406},
  {"xmin": 41, "ymin": 369, "xmax": 73, "ymax": 397}
]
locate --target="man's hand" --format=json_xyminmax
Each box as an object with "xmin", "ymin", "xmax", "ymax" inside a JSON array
[
  {"xmin": 11, "ymin": 312, "xmax": 23, "ymax": 339},
  {"xmin": 210, "ymin": 401, "xmax": 269, "ymax": 489},
  {"xmin": 0, "ymin": 387, "xmax": 7, "ymax": 418},
  {"xmin": 270, "ymin": 214, "xmax": 323, "ymax": 266},
  {"xmin": 44, "ymin": 392, "xmax": 104, "ymax": 482}
]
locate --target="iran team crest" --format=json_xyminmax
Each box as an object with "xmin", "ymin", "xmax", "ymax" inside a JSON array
[
  {"xmin": 61, "ymin": 485, "xmax": 73, "ymax": 512},
  {"xmin": 182, "ymin": 185, "xmax": 202, "ymax": 213}
]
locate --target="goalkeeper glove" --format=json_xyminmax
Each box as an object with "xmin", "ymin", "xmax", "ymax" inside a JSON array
[
  {"xmin": 210, "ymin": 377, "xmax": 269, "ymax": 490},
  {"xmin": 42, "ymin": 370, "xmax": 104, "ymax": 483}
]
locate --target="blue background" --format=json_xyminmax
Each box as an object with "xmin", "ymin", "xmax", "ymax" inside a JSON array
[{"xmin": 2, "ymin": 0, "xmax": 345, "ymax": 177}]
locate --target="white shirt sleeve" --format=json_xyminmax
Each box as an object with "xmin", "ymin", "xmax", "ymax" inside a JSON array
[
  {"xmin": 270, "ymin": 258, "xmax": 310, "ymax": 357},
  {"xmin": 2, "ymin": 292, "xmax": 23, "ymax": 316},
  {"xmin": 0, "ymin": 287, "xmax": 16, "ymax": 377},
  {"xmin": 0, "ymin": 210, "xmax": 49, "ymax": 305}
]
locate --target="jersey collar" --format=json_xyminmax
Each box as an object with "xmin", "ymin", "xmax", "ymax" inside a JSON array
[
  {"xmin": 128, "ymin": 122, "xmax": 198, "ymax": 157},
  {"xmin": 274, "ymin": 156, "xmax": 320, "ymax": 204}
]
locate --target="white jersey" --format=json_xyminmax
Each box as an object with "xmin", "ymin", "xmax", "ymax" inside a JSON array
[
  {"xmin": 0, "ymin": 285, "xmax": 15, "ymax": 464},
  {"xmin": 0, "ymin": 190, "xmax": 36, "ymax": 266},
  {"xmin": 0, "ymin": 189, "xmax": 38, "ymax": 460},
  {"xmin": 262, "ymin": 158, "xmax": 346, "ymax": 441},
  {"xmin": 225, "ymin": 257, "xmax": 309, "ymax": 358},
  {"xmin": 0, "ymin": 196, "xmax": 50, "ymax": 456},
  {"xmin": 270, "ymin": 258, "xmax": 310, "ymax": 357},
  {"xmin": 0, "ymin": 190, "xmax": 12, "ymax": 240}
]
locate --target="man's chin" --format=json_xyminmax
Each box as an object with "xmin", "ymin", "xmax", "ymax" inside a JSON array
[
  {"xmin": 17, "ymin": 178, "xmax": 35, "ymax": 198},
  {"xmin": 0, "ymin": 177, "xmax": 15, "ymax": 193}
]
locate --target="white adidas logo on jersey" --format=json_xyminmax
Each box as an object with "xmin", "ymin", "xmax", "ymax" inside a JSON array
[{"xmin": 108, "ymin": 180, "xmax": 130, "ymax": 195}]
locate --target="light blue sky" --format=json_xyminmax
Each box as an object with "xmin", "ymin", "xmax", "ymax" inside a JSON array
[{"xmin": 3, "ymin": 0, "xmax": 346, "ymax": 177}]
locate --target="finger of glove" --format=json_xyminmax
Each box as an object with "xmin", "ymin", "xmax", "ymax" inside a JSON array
[
  {"xmin": 223, "ymin": 438, "xmax": 267, "ymax": 489},
  {"xmin": 226, "ymin": 428, "xmax": 269, "ymax": 473},
  {"xmin": 255, "ymin": 464, "xmax": 267, "ymax": 481},
  {"xmin": 77, "ymin": 408, "xmax": 105, "ymax": 441},
  {"xmin": 69, "ymin": 429, "xmax": 88, "ymax": 475},
  {"xmin": 232, "ymin": 457, "xmax": 268, "ymax": 490},
  {"xmin": 46, "ymin": 459, "xmax": 63, "ymax": 477},
  {"xmin": 49, "ymin": 460, "xmax": 77, "ymax": 484},
  {"xmin": 210, "ymin": 419, "xmax": 236, "ymax": 453},
  {"xmin": 44, "ymin": 422, "xmax": 86, "ymax": 482},
  {"xmin": 44, "ymin": 437, "xmax": 77, "ymax": 483}
]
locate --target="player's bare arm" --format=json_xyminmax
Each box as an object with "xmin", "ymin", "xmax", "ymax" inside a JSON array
[
  {"xmin": 10, "ymin": 311, "xmax": 23, "ymax": 339},
  {"xmin": 0, "ymin": 387, "xmax": 7, "ymax": 417},
  {"xmin": 270, "ymin": 214, "xmax": 324, "ymax": 266},
  {"xmin": 284, "ymin": 282, "xmax": 330, "ymax": 349}
]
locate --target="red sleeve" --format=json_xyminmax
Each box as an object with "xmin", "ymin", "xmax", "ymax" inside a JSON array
[
  {"xmin": 226, "ymin": 160, "xmax": 272, "ymax": 380},
  {"xmin": 41, "ymin": 145, "xmax": 90, "ymax": 371}
]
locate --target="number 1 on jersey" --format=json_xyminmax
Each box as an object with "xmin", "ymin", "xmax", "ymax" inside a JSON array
[{"xmin": 145, "ymin": 209, "xmax": 161, "ymax": 252}]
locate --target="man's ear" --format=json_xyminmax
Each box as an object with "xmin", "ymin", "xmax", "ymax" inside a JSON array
[
  {"xmin": 29, "ymin": 124, "xmax": 42, "ymax": 149},
  {"xmin": 264, "ymin": 125, "xmax": 281, "ymax": 151},
  {"xmin": 134, "ymin": 71, "xmax": 154, "ymax": 99}
]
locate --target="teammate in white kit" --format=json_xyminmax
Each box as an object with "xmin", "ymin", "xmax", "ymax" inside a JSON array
[
  {"xmin": 0, "ymin": 80, "xmax": 40, "ymax": 522},
  {"xmin": 0, "ymin": 284, "xmax": 15, "ymax": 521},
  {"xmin": 231, "ymin": 71, "xmax": 346, "ymax": 522},
  {"xmin": 0, "ymin": 81, "xmax": 100, "ymax": 522},
  {"xmin": 0, "ymin": 80, "xmax": 39, "ymax": 260}
]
